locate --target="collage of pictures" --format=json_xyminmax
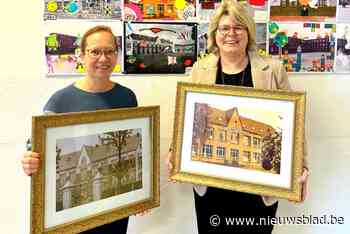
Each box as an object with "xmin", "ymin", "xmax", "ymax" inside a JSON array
[{"xmin": 44, "ymin": 0, "xmax": 350, "ymax": 76}]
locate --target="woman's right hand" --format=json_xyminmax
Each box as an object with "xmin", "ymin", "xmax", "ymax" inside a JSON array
[{"xmin": 21, "ymin": 151, "xmax": 40, "ymax": 176}]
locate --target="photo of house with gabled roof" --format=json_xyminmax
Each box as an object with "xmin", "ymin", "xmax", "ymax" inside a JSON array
[
  {"xmin": 191, "ymin": 103, "xmax": 281, "ymax": 174},
  {"xmin": 56, "ymin": 128, "xmax": 142, "ymax": 211}
]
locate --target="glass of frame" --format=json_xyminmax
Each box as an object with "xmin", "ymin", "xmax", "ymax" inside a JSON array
[
  {"xmin": 171, "ymin": 82, "xmax": 306, "ymax": 201},
  {"xmin": 30, "ymin": 106, "xmax": 160, "ymax": 234}
]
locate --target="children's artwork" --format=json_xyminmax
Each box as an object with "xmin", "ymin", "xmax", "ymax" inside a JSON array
[
  {"xmin": 270, "ymin": 0, "xmax": 336, "ymax": 22},
  {"xmin": 269, "ymin": 22, "xmax": 336, "ymax": 72},
  {"xmin": 44, "ymin": 0, "xmax": 122, "ymax": 20},
  {"xmin": 336, "ymin": 24, "xmax": 350, "ymax": 72},
  {"xmin": 256, "ymin": 23, "xmax": 268, "ymax": 55},
  {"xmin": 123, "ymin": 0, "xmax": 196, "ymax": 21},
  {"xmin": 198, "ymin": 23, "xmax": 209, "ymax": 57},
  {"xmin": 197, "ymin": 22, "xmax": 267, "ymax": 57},
  {"xmin": 45, "ymin": 21, "xmax": 123, "ymax": 76},
  {"xmin": 124, "ymin": 22, "xmax": 197, "ymax": 74},
  {"xmin": 198, "ymin": 0, "xmax": 268, "ymax": 22},
  {"xmin": 337, "ymin": 0, "xmax": 350, "ymax": 23}
]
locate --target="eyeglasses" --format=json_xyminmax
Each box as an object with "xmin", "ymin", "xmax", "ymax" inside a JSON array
[
  {"xmin": 217, "ymin": 25, "xmax": 247, "ymax": 36},
  {"xmin": 85, "ymin": 48, "xmax": 117, "ymax": 59}
]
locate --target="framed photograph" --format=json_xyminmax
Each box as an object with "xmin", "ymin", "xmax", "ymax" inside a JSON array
[
  {"xmin": 171, "ymin": 82, "xmax": 305, "ymax": 201},
  {"xmin": 123, "ymin": 21, "xmax": 197, "ymax": 74},
  {"xmin": 31, "ymin": 106, "xmax": 160, "ymax": 234}
]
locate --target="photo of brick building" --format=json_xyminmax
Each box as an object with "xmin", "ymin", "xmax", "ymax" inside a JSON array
[{"xmin": 191, "ymin": 103, "xmax": 281, "ymax": 174}]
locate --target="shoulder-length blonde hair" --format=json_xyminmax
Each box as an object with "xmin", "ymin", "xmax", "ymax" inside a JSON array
[{"xmin": 207, "ymin": 0, "xmax": 257, "ymax": 54}]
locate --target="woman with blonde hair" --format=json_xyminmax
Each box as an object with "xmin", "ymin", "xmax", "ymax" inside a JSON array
[{"xmin": 167, "ymin": 1, "xmax": 309, "ymax": 233}]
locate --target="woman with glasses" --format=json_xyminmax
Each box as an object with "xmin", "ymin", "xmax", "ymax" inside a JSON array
[
  {"xmin": 167, "ymin": 1, "xmax": 309, "ymax": 233},
  {"xmin": 21, "ymin": 25, "xmax": 137, "ymax": 234}
]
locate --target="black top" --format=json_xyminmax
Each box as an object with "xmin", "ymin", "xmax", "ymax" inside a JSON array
[{"xmin": 215, "ymin": 59, "xmax": 254, "ymax": 87}]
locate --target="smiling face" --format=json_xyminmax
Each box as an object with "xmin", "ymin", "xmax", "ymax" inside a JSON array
[
  {"xmin": 81, "ymin": 31, "xmax": 117, "ymax": 81},
  {"xmin": 215, "ymin": 15, "xmax": 248, "ymax": 56}
]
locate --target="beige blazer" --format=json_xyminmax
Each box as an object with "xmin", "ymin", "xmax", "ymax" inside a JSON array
[
  {"xmin": 191, "ymin": 51, "xmax": 291, "ymax": 90},
  {"xmin": 190, "ymin": 51, "xmax": 306, "ymax": 206}
]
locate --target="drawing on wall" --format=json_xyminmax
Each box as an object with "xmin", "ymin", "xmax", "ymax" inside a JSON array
[
  {"xmin": 191, "ymin": 102, "xmax": 283, "ymax": 174},
  {"xmin": 45, "ymin": 21, "xmax": 123, "ymax": 76},
  {"xmin": 270, "ymin": 0, "xmax": 336, "ymax": 22},
  {"xmin": 55, "ymin": 128, "xmax": 142, "ymax": 211},
  {"xmin": 337, "ymin": 0, "xmax": 350, "ymax": 23},
  {"xmin": 256, "ymin": 23, "xmax": 268, "ymax": 55},
  {"xmin": 269, "ymin": 22, "xmax": 336, "ymax": 72},
  {"xmin": 123, "ymin": 0, "xmax": 196, "ymax": 21},
  {"xmin": 198, "ymin": 0, "xmax": 268, "ymax": 22},
  {"xmin": 44, "ymin": 0, "xmax": 122, "ymax": 20},
  {"xmin": 336, "ymin": 24, "xmax": 350, "ymax": 72},
  {"xmin": 198, "ymin": 23, "xmax": 209, "ymax": 57},
  {"xmin": 124, "ymin": 22, "xmax": 197, "ymax": 74}
]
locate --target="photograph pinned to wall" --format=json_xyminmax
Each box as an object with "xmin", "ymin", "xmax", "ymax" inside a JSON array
[
  {"xmin": 336, "ymin": 24, "xmax": 350, "ymax": 72},
  {"xmin": 123, "ymin": 0, "xmax": 196, "ymax": 21},
  {"xmin": 268, "ymin": 22, "xmax": 336, "ymax": 72},
  {"xmin": 198, "ymin": 0, "xmax": 268, "ymax": 22},
  {"xmin": 44, "ymin": 0, "xmax": 122, "ymax": 20},
  {"xmin": 198, "ymin": 23, "xmax": 209, "ymax": 57},
  {"xmin": 45, "ymin": 20, "xmax": 123, "ymax": 76},
  {"xmin": 30, "ymin": 106, "xmax": 160, "ymax": 234},
  {"xmin": 270, "ymin": 0, "xmax": 336, "ymax": 22},
  {"xmin": 171, "ymin": 82, "xmax": 305, "ymax": 201},
  {"xmin": 337, "ymin": 0, "xmax": 350, "ymax": 23},
  {"xmin": 124, "ymin": 22, "xmax": 197, "ymax": 74},
  {"xmin": 256, "ymin": 22, "xmax": 268, "ymax": 56}
]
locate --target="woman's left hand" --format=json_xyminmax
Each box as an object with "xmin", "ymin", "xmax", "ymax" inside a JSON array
[
  {"xmin": 134, "ymin": 209, "xmax": 151, "ymax": 216},
  {"xmin": 291, "ymin": 167, "xmax": 309, "ymax": 203}
]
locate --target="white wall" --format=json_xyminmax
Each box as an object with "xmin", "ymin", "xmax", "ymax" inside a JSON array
[{"xmin": 1, "ymin": 1, "xmax": 349, "ymax": 234}]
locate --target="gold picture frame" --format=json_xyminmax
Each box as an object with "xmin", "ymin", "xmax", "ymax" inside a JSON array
[
  {"xmin": 31, "ymin": 106, "xmax": 160, "ymax": 234},
  {"xmin": 171, "ymin": 82, "xmax": 306, "ymax": 201}
]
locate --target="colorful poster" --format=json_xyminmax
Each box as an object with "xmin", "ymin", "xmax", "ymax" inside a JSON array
[
  {"xmin": 123, "ymin": 0, "xmax": 196, "ymax": 21},
  {"xmin": 336, "ymin": 24, "xmax": 350, "ymax": 72},
  {"xmin": 45, "ymin": 21, "xmax": 123, "ymax": 76},
  {"xmin": 256, "ymin": 23, "xmax": 268, "ymax": 54},
  {"xmin": 268, "ymin": 22, "xmax": 336, "ymax": 72},
  {"xmin": 44, "ymin": 0, "xmax": 122, "ymax": 20},
  {"xmin": 270, "ymin": 0, "xmax": 336, "ymax": 22},
  {"xmin": 198, "ymin": 0, "xmax": 268, "ymax": 22},
  {"xmin": 198, "ymin": 23, "xmax": 209, "ymax": 57},
  {"xmin": 337, "ymin": 0, "xmax": 350, "ymax": 23},
  {"xmin": 124, "ymin": 22, "xmax": 197, "ymax": 73}
]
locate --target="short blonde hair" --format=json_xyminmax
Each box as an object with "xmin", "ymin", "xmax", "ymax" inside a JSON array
[{"xmin": 207, "ymin": 0, "xmax": 256, "ymax": 54}]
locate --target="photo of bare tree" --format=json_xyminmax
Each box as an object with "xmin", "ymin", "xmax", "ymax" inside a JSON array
[{"xmin": 55, "ymin": 128, "xmax": 142, "ymax": 211}]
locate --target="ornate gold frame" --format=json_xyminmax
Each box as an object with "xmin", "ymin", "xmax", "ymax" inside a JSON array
[
  {"xmin": 171, "ymin": 82, "xmax": 305, "ymax": 201},
  {"xmin": 31, "ymin": 106, "xmax": 160, "ymax": 234}
]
